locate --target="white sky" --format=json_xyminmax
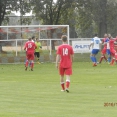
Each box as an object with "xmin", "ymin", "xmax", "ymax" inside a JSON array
[{"xmin": 12, "ymin": 10, "xmax": 33, "ymax": 16}]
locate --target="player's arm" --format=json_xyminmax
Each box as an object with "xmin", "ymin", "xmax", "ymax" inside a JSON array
[
  {"xmin": 70, "ymin": 54, "xmax": 74, "ymax": 63},
  {"xmin": 24, "ymin": 43, "xmax": 27, "ymax": 50},
  {"xmin": 34, "ymin": 43, "xmax": 37, "ymax": 49},
  {"xmin": 99, "ymin": 43, "xmax": 102, "ymax": 50},
  {"xmin": 56, "ymin": 54, "xmax": 60, "ymax": 69},
  {"xmin": 70, "ymin": 47, "xmax": 74, "ymax": 63},
  {"xmin": 89, "ymin": 43, "xmax": 93, "ymax": 49},
  {"xmin": 89, "ymin": 38, "xmax": 94, "ymax": 49},
  {"xmin": 99, "ymin": 39, "xmax": 102, "ymax": 50},
  {"xmin": 39, "ymin": 42, "xmax": 42, "ymax": 48}
]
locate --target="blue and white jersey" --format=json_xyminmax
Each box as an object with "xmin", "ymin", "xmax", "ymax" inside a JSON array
[
  {"xmin": 105, "ymin": 38, "xmax": 110, "ymax": 49},
  {"xmin": 91, "ymin": 37, "xmax": 101, "ymax": 49}
]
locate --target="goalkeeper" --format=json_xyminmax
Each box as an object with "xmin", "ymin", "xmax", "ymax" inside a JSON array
[{"xmin": 34, "ymin": 38, "xmax": 42, "ymax": 64}]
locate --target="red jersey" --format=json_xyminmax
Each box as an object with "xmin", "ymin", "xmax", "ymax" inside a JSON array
[
  {"xmin": 109, "ymin": 38, "xmax": 117, "ymax": 50},
  {"xmin": 24, "ymin": 41, "xmax": 37, "ymax": 54},
  {"xmin": 57, "ymin": 44, "xmax": 74, "ymax": 68},
  {"xmin": 102, "ymin": 38, "xmax": 107, "ymax": 48},
  {"xmin": 109, "ymin": 39, "xmax": 115, "ymax": 50}
]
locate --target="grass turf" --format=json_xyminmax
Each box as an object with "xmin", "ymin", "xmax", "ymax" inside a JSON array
[{"xmin": 0, "ymin": 62, "xmax": 117, "ymax": 117}]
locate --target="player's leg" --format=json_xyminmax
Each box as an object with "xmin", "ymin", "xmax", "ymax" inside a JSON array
[
  {"xmin": 59, "ymin": 67, "xmax": 65, "ymax": 91},
  {"xmin": 65, "ymin": 67, "xmax": 72, "ymax": 92},
  {"xmin": 110, "ymin": 50, "xmax": 116, "ymax": 65},
  {"xmin": 25, "ymin": 54, "xmax": 29, "ymax": 71},
  {"xmin": 90, "ymin": 49, "xmax": 98, "ymax": 66},
  {"xmin": 24, "ymin": 51, "xmax": 27, "ymax": 67},
  {"xmin": 90, "ymin": 54, "xmax": 97, "ymax": 66},
  {"xmin": 30, "ymin": 60, "xmax": 34, "ymax": 71},
  {"xmin": 99, "ymin": 49, "xmax": 107, "ymax": 63},
  {"xmin": 34, "ymin": 52, "xmax": 37, "ymax": 61},
  {"xmin": 30, "ymin": 53, "xmax": 35, "ymax": 71},
  {"xmin": 114, "ymin": 46, "xmax": 117, "ymax": 64},
  {"xmin": 106, "ymin": 49, "xmax": 111, "ymax": 64},
  {"xmin": 60, "ymin": 75, "xmax": 65, "ymax": 91},
  {"xmin": 65, "ymin": 75, "xmax": 70, "ymax": 93},
  {"xmin": 25, "ymin": 59, "xmax": 29, "ymax": 71},
  {"xmin": 99, "ymin": 48, "xmax": 105, "ymax": 63},
  {"xmin": 115, "ymin": 52, "xmax": 117, "ymax": 64},
  {"xmin": 37, "ymin": 52, "xmax": 41, "ymax": 64},
  {"xmin": 90, "ymin": 52, "xmax": 95, "ymax": 63}
]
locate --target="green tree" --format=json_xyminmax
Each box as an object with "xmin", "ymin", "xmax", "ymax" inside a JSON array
[
  {"xmin": 0, "ymin": 0, "xmax": 32, "ymax": 51},
  {"xmin": 0, "ymin": 0, "xmax": 32, "ymax": 26},
  {"xmin": 75, "ymin": 0, "xmax": 117, "ymax": 38},
  {"xmin": 31, "ymin": 0, "xmax": 76, "ymax": 49},
  {"xmin": 32, "ymin": 0, "xmax": 75, "ymax": 25}
]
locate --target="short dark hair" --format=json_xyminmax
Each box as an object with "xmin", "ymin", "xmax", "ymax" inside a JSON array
[
  {"xmin": 61, "ymin": 35, "xmax": 67, "ymax": 42},
  {"xmin": 32, "ymin": 36, "xmax": 35, "ymax": 39},
  {"xmin": 94, "ymin": 34, "xmax": 98, "ymax": 37},
  {"xmin": 28, "ymin": 38, "xmax": 31, "ymax": 41},
  {"xmin": 36, "ymin": 38, "xmax": 39, "ymax": 41}
]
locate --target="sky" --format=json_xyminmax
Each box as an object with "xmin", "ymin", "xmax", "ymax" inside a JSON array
[{"xmin": 12, "ymin": 11, "xmax": 32, "ymax": 16}]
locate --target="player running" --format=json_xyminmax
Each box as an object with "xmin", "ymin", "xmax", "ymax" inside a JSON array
[
  {"xmin": 103, "ymin": 34, "xmax": 111, "ymax": 64},
  {"xmin": 109, "ymin": 35, "xmax": 117, "ymax": 65},
  {"xmin": 56, "ymin": 35, "xmax": 74, "ymax": 93},
  {"xmin": 89, "ymin": 34, "xmax": 102, "ymax": 66},
  {"xmin": 99, "ymin": 33, "xmax": 108, "ymax": 63},
  {"xmin": 24, "ymin": 38, "xmax": 37, "ymax": 71}
]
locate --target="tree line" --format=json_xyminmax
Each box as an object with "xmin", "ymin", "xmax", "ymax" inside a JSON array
[{"xmin": 0, "ymin": 0, "xmax": 117, "ymax": 38}]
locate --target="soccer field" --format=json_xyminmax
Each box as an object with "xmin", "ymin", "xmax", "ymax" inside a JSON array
[{"xmin": 0, "ymin": 62, "xmax": 117, "ymax": 117}]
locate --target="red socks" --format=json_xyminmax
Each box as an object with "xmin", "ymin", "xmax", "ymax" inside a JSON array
[
  {"xmin": 61, "ymin": 81, "xmax": 70, "ymax": 90},
  {"xmin": 66, "ymin": 81, "xmax": 70, "ymax": 89},
  {"xmin": 25, "ymin": 60, "xmax": 28, "ymax": 67},
  {"xmin": 31, "ymin": 62, "xmax": 34, "ymax": 69},
  {"xmin": 61, "ymin": 82, "xmax": 65, "ymax": 90},
  {"xmin": 99, "ymin": 55, "xmax": 107, "ymax": 63}
]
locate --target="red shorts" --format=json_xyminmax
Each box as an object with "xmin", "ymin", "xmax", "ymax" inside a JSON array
[
  {"xmin": 26, "ymin": 52, "xmax": 34, "ymax": 60},
  {"xmin": 59, "ymin": 66, "xmax": 72, "ymax": 75},
  {"xmin": 101, "ymin": 48, "xmax": 106, "ymax": 54}
]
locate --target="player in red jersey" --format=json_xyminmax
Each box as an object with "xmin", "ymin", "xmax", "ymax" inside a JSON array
[
  {"xmin": 56, "ymin": 35, "xmax": 74, "ymax": 93},
  {"xmin": 99, "ymin": 33, "xmax": 108, "ymax": 63},
  {"xmin": 109, "ymin": 36, "xmax": 117, "ymax": 65},
  {"xmin": 24, "ymin": 38, "xmax": 37, "ymax": 71}
]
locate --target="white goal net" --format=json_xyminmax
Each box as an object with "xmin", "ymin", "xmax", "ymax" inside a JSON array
[{"xmin": 0, "ymin": 25, "xmax": 69, "ymax": 64}]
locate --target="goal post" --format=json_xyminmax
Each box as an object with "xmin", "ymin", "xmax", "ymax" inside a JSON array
[{"xmin": 0, "ymin": 25, "xmax": 69, "ymax": 64}]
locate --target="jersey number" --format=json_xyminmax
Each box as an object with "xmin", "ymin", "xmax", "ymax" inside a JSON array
[
  {"xmin": 28, "ymin": 43, "xmax": 32, "ymax": 48},
  {"xmin": 95, "ymin": 40, "xmax": 99, "ymax": 44},
  {"xmin": 63, "ymin": 48, "xmax": 68, "ymax": 55}
]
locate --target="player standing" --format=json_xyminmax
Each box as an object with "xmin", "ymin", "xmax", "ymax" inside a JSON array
[
  {"xmin": 32, "ymin": 36, "xmax": 35, "ymax": 42},
  {"xmin": 34, "ymin": 38, "xmax": 42, "ymax": 64},
  {"xmin": 24, "ymin": 38, "xmax": 37, "ymax": 71},
  {"xmin": 89, "ymin": 34, "xmax": 102, "ymax": 66},
  {"xmin": 56, "ymin": 35, "xmax": 74, "ymax": 93}
]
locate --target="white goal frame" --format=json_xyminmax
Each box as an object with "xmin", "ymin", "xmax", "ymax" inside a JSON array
[{"xmin": 0, "ymin": 25, "xmax": 69, "ymax": 43}]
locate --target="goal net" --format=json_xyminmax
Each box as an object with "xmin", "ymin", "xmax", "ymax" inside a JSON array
[{"xmin": 0, "ymin": 25, "xmax": 69, "ymax": 64}]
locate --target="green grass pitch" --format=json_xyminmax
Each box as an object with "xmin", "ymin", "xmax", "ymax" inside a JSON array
[{"xmin": 0, "ymin": 62, "xmax": 117, "ymax": 117}]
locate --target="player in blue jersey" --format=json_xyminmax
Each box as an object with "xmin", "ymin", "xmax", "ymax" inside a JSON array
[{"xmin": 89, "ymin": 34, "xmax": 102, "ymax": 66}]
